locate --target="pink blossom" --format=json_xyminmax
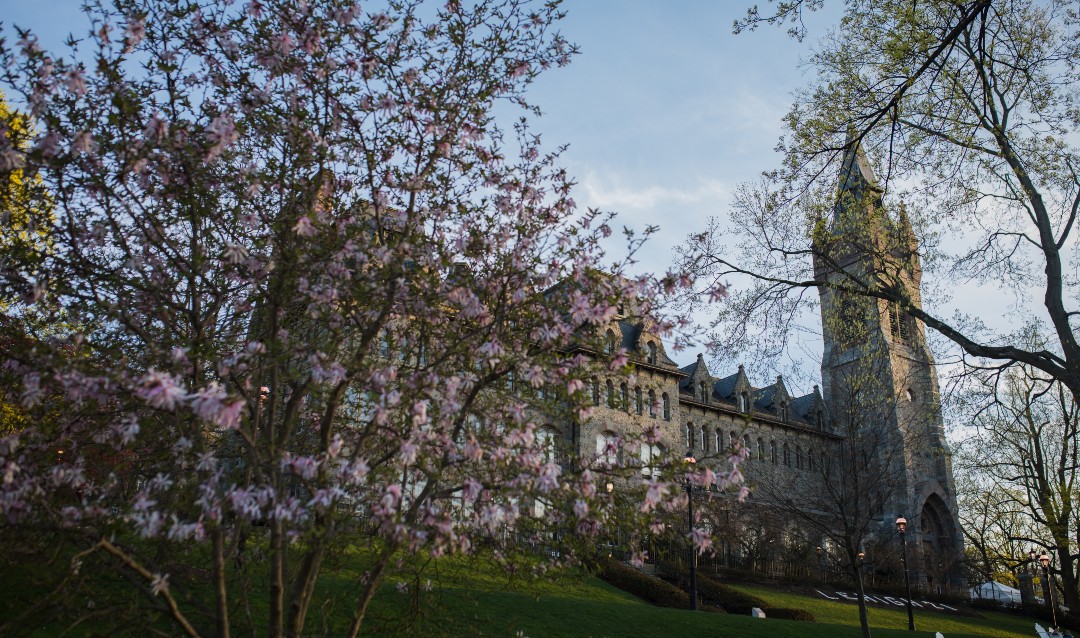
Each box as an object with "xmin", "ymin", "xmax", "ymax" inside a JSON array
[
  {"xmin": 640, "ymin": 479, "xmax": 668, "ymax": 513},
  {"xmin": 71, "ymin": 131, "xmax": 96, "ymax": 155},
  {"xmin": 150, "ymin": 573, "xmax": 169, "ymax": 596},
  {"xmin": 411, "ymin": 400, "xmax": 428, "ymax": 425},
  {"xmin": 206, "ymin": 114, "xmax": 238, "ymax": 159},
  {"xmin": 690, "ymin": 527, "xmax": 713, "ymax": 555},
  {"xmin": 222, "ymin": 243, "xmax": 249, "ymax": 264},
  {"xmin": 293, "ymin": 215, "xmax": 316, "ymax": 236},
  {"xmin": 136, "ymin": 370, "xmax": 187, "ymax": 410},
  {"xmin": 65, "ymin": 68, "xmax": 86, "ymax": 95},
  {"xmin": 125, "ymin": 17, "xmax": 146, "ymax": 50}
]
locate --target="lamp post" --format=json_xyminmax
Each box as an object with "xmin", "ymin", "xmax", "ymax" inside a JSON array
[
  {"xmin": 685, "ymin": 451, "xmax": 698, "ymax": 611},
  {"xmin": 606, "ymin": 482, "xmax": 615, "ymax": 557},
  {"xmin": 896, "ymin": 516, "xmax": 916, "ymax": 631},
  {"xmin": 1040, "ymin": 552, "xmax": 1059, "ymax": 630}
]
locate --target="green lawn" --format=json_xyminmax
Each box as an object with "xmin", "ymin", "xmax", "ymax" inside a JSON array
[
  {"xmin": 0, "ymin": 547, "xmax": 1046, "ymax": 637},
  {"xmin": 360, "ymin": 562, "xmax": 1041, "ymax": 638}
]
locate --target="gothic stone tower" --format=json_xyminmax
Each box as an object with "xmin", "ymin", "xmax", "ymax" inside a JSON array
[{"xmin": 814, "ymin": 142, "xmax": 963, "ymax": 588}]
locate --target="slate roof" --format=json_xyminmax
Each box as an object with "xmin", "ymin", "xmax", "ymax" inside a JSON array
[{"xmin": 713, "ymin": 371, "xmax": 740, "ymax": 400}]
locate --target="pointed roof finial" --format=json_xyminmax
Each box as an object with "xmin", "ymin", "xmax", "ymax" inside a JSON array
[{"xmin": 839, "ymin": 128, "xmax": 882, "ymax": 196}]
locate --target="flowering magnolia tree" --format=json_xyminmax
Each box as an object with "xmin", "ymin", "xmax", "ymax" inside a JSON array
[{"xmin": 0, "ymin": 0, "xmax": 736, "ymax": 635}]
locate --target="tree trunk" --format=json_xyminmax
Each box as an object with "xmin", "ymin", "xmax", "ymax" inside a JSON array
[{"xmin": 853, "ymin": 560, "xmax": 872, "ymax": 638}]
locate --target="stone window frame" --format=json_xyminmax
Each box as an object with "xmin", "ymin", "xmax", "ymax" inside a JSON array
[
  {"xmin": 591, "ymin": 377, "xmax": 600, "ymax": 406},
  {"xmin": 646, "ymin": 341, "xmax": 657, "ymax": 365},
  {"xmin": 662, "ymin": 393, "xmax": 671, "ymax": 421},
  {"xmin": 757, "ymin": 437, "xmax": 765, "ymax": 462},
  {"xmin": 635, "ymin": 387, "xmax": 643, "ymax": 415},
  {"xmin": 620, "ymin": 382, "xmax": 629, "ymax": 411},
  {"xmin": 770, "ymin": 440, "xmax": 778, "ymax": 464},
  {"xmin": 606, "ymin": 379, "xmax": 616, "ymax": 408},
  {"xmin": 648, "ymin": 390, "xmax": 657, "ymax": 418},
  {"xmin": 701, "ymin": 426, "xmax": 710, "ymax": 453}
]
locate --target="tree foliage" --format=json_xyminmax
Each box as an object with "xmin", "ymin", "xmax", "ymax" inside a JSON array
[
  {"xmin": 955, "ymin": 356, "xmax": 1080, "ymax": 610},
  {"xmin": 683, "ymin": 0, "xmax": 1080, "ymax": 400},
  {"xmin": 0, "ymin": 1, "xmax": 692, "ymax": 635}
]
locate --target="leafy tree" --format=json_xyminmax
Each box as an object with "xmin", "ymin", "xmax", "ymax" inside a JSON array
[
  {"xmin": 955, "ymin": 358, "xmax": 1080, "ymax": 610},
  {"xmin": 0, "ymin": 2, "xmax": 692, "ymax": 636},
  {"xmin": 682, "ymin": 0, "xmax": 1080, "ymax": 401}
]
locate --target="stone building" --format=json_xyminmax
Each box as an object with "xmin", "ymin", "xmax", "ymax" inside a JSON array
[{"xmin": 559, "ymin": 144, "xmax": 963, "ymax": 586}]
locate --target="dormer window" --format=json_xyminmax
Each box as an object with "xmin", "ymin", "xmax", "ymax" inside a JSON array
[
  {"xmin": 779, "ymin": 403, "xmax": 789, "ymax": 422},
  {"xmin": 605, "ymin": 329, "xmax": 617, "ymax": 354},
  {"xmin": 699, "ymin": 381, "xmax": 708, "ymax": 403},
  {"xmin": 739, "ymin": 392, "xmax": 750, "ymax": 413},
  {"xmin": 646, "ymin": 342, "xmax": 657, "ymax": 365}
]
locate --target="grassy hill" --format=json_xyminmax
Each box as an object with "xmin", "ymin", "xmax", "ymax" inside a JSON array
[
  {"xmin": 0, "ymin": 548, "xmax": 1045, "ymax": 637},
  {"xmin": 362, "ymin": 561, "xmax": 1041, "ymax": 638}
]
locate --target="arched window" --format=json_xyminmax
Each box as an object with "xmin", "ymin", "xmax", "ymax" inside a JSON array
[
  {"xmin": 770, "ymin": 440, "xmax": 778, "ymax": 464},
  {"xmin": 699, "ymin": 381, "xmax": 708, "ymax": 403},
  {"xmin": 732, "ymin": 431, "xmax": 739, "ymax": 454},
  {"xmin": 739, "ymin": 392, "xmax": 750, "ymax": 413},
  {"xmin": 596, "ymin": 431, "xmax": 618, "ymax": 466},
  {"xmin": 646, "ymin": 341, "xmax": 657, "ymax": 365},
  {"xmin": 715, "ymin": 430, "xmax": 723, "ymax": 453},
  {"xmin": 783, "ymin": 442, "xmax": 791, "ymax": 466},
  {"xmin": 605, "ymin": 329, "xmax": 617, "ymax": 354},
  {"xmin": 635, "ymin": 387, "xmax": 643, "ymax": 415},
  {"xmin": 648, "ymin": 390, "xmax": 657, "ymax": 418},
  {"xmin": 779, "ymin": 402, "xmax": 789, "ymax": 422},
  {"xmin": 606, "ymin": 379, "xmax": 615, "ymax": 408},
  {"xmin": 640, "ymin": 443, "xmax": 664, "ymax": 478},
  {"xmin": 662, "ymin": 393, "xmax": 671, "ymax": 420},
  {"xmin": 808, "ymin": 448, "xmax": 815, "ymax": 472},
  {"xmin": 620, "ymin": 383, "xmax": 629, "ymax": 411},
  {"xmin": 591, "ymin": 377, "xmax": 600, "ymax": 406},
  {"xmin": 685, "ymin": 422, "xmax": 694, "ymax": 449},
  {"xmin": 757, "ymin": 437, "xmax": 765, "ymax": 462},
  {"xmin": 701, "ymin": 426, "xmax": 710, "ymax": 453},
  {"xmin": 796, "ymin": 445, "xmax": 803, "ymax": 469}
]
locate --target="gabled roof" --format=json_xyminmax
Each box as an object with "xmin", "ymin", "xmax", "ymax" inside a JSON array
[{"xmin": 713, "ymin": 371, "xmax": 740, "ymax": 399}]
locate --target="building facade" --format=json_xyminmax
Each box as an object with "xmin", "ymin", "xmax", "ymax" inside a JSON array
[{"xmin": 562, "ymin": 144, "xmax": 963, "ymax": 586}]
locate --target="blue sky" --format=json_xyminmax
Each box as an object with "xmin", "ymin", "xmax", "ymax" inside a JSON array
[
  {"xmin": 4, "ymin": 0, "xmax": 846, "ymax": 385},
  {"xmin": 4, "ymin": 1, "xmax": 833, "ymax": 274}
]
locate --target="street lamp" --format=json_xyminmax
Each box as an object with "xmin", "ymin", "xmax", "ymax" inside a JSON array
[
  {"xmin": 896, "ymin": 516, "xmax": 916, "ymax": 631},
  {"xmin": 685, "ymin": 451, "xmax": 698, "ymax": 611},
  {"xmin": 606, "ymin": 482, "xmax": 615, "ymax": 557},
  {"xmin": 1039, "ymin": 551, "xmax": 1059, "ymax": 630}
]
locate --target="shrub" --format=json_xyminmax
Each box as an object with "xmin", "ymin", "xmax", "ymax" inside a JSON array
[
  {"xmin": 652, "ymin": 559, "xmax": 814, "ymax": 621},
  {"xmin": 596, "ymin": 557, "xmax": 690, "ymax": 609},
  {"xmin": 766, "ymin": 607, "xmax": 816, "ymax": 622},
  {"xmin": 656, "ymin": 559, "xmax": 770, "ymax": 615}
]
